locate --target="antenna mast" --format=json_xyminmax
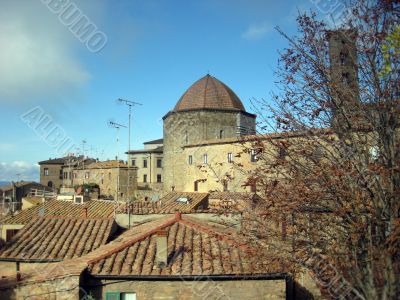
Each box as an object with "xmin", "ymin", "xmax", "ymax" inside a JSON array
[{"xmin": 117, "ymin": 98, "xmax": 142, "ymax": 205}]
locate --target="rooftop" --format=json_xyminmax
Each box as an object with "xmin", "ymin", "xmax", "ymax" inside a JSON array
[
  {"xmin": 88, "ymin": 213, "xmax": 279, "ymax": 277},
  {"xmin": 143, "ymin": 138, "xmax": 163, "ymax": 145},
  {"xmin": 0, "ymin": 217, "xmax": 115, "ymax": 262},
  {"xmin": 173, "ymin": 75, "xmax": 246, "ymax": 113},
  {"xmin": 0, "ymin": 200, "xmax": 115, "ymax": 225}
]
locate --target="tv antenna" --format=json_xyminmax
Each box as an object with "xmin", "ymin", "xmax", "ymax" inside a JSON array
[{"xmin": 117, "ymin": 99, "xmax": 142, "ymax": 208}]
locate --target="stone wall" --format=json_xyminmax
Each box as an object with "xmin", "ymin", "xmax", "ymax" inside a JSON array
[
  {"xmin": 163, "ymin": 109, "xmax": 256, "ymax": 192},
  {"xmin": 87, "ymin": 278, "xmax": 286, "ymax": 300},
  {"xmin": 39, "ymin": 163, "xmax": 63, "ymax": 190},
  {"xmin": 17, "ymin": 275, "xmax": 81, "ymax": 300}
]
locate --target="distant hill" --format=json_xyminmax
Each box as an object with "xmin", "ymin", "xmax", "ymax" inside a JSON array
[{"xmin": 0, "ymin": 181, "xmax": 11, "ymax": 187}]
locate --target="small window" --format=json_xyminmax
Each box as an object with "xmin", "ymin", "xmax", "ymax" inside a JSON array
[
  {"xmin": 157, "ymin": 174, "xmax": 162, "ymax": 183},
  {"xmin": 131, "ymin": 159, "xmax": 136, "ymax": 166},
  {"xmin": 44, "ymin": 168, "xmax": 49, "ymax": 176},
  {"xmin": 85, "ymin": 172, "xmax": 90, "ymax": 179},
  {"xmin": 194, "ymin": 181, "xmax": 198, "ymax": 192},
  {"xmin": 106, "ymin": 292, "xmax": 137, "ymax": 300},
  {"xmin": 223, "ymin": 180, "xmax": 228, "ymax": 192},
  {"xmin": 342, "ymin": 72, "xmax": 350, "ymax": 84},
  {"xmin": 143, "ymin": 174, "xmax": 147, "ymax": 183},
  {"xmin": 63, "ymin": 172, "xmax": 68, "ymax": 179},
  {"xmin": 143, "ymin": 159, "xmax": 148, "ymax": 168},
  {"xmin": 339, "ymin": 51, "xmax": 347, "ymax": 65},
  {"xmin": 184, "ymin": 131, "xmax": 188, "ymax": 144},
  {"xmin": 188, "ymin": 155, "xmax": 193, "ymax": 165},
  {"xmin": 227, "ymin": 153, "xmax": 233, "ymax": 163},
  {"xmin": 250, "ymin": 149, "xmax": 258, "ymax": 162},
  {"xmin": 203, "ymin": 154, "xmax": 208, "ymax": 164},
  {"xmin": 278, "ymin": 147, "xmax": 287, "ymax": 159},
  {"xmin": 157, "ymin": 159, "xmax": 162, "ymax": 168},
  {"xmin": 219, "ymin": 130, "xmax": 224, "ymax": 139},
  {"xmin": 370, "ymin": 145, "xmax": 380, "ymax": 160},
  {"xmin": 109, "ymin": 172, "xmax": 111, "ymax": 180},
  {"xmin": 6, "ymin": 229, "xmax": 20, "ymax": 242},
  {"xmin": 73, "ymin": 173, "xmax": 77, "ymax": 179}
]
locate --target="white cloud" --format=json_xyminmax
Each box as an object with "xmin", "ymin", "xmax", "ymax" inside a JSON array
[
  {"xmin": 241, "ymin": 22, "xmax": 271, "ymax": 40},
  {"xmin": 0, "ymin": 161, "xmax": 39, "ymax": 182},
  {"xmin": 0, "ymin": 0, "xmax": 90, "ymax": 103}
]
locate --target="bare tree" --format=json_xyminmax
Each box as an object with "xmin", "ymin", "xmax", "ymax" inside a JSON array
[{"xmin": 243, "ymin": 1, "xmax": 399, "ymax": 299}]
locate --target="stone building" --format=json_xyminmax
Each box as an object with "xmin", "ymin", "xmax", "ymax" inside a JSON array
[
  {"xmin": 72, "ymin": 160, "xmax": 137, "ymax": 201},
  {"xmin": 127, "ymin": 138, "xmax": 163, "ymax": 192},
  {"xmin": 38, "ymin": 156, "xmax": 95, "ymax": 191},
  {"xmin": 162, "ymin": 74, "xmax": 256, "ymax": 192}
]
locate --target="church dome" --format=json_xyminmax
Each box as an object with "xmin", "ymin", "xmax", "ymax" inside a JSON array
[{"xmin": 174, "ymin": 75, "xmax": 246, "ymax": 112}]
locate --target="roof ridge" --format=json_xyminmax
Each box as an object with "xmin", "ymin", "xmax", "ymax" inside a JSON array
[{"xmin": 87, "ymin": 213, "xmax": 181, "ymax": 265}]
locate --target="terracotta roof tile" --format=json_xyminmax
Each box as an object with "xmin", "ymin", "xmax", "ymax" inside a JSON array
[
  {"xmin": 174, "ymin": 75, "xmax": 245, "ymax": 112},
  {"xmin": 0, "ymin": 217, "xmax": 114, "ymax": 261},
  {"xmin": 0, "ymin": 200, "xmax": 115, "ymax": 224},
  {"xmin": 116, "ymin": 192, "xmax": 209, "ymax": 214},
  {"xmin": 87, "ymin": 214, "xmax": 278, "ymax": 277},
  {"xmin": 17, "ymin": 215, "xmax": 282, "ymax": 285}
]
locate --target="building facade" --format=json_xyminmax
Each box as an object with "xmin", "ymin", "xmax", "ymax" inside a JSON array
[
  {"xmin": 162, "ymin": 75, "xmax": 256, "ymax": 192},
  {"xmin": 127, "ymin": 139, "xmax": 164, "ymax": 192}
]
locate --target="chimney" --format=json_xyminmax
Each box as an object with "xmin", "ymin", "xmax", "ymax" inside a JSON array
[
  {"xmin": 82, "ymin": 207, "xmax": 88, "ymax": 218},
  {"xmin": 156, "ymin": 230, "xmax": 168, "ymax": 268}
]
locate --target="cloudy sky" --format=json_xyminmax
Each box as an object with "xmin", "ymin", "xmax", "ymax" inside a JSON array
[{"xmin": 0, "ymin": 0, "xmax": 334, "ymax": 181}]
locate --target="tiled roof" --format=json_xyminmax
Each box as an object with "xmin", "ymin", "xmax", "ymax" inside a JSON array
[
  {"xmin": 116, "ymin": 201, "xmax": 160, "ymax": 214},
  {"xmin": 116, "ymin": 193, "xmax": 209, "ymax": 215},
  {"xmin": 173, "ymin": 75, "xmax": 246, "ymax": 112},
  {"xmin": 17, "ymin": 215, "xmax": 283, "ymax": 285},
  {"xmin": 209, "ymin": 192, "xmax": 258, "ymax": 201},
  {"xmin": 88, "ymin": 214, "xmax": 278, "ymax": 277},
  {"xmin": 0, "ymin": 217, "xmax": 114, "ymax": 261},
  {"xmin": 80, "ymin": 160, "xmax": 129, "ymax": 169},
  {"xmin": 0, "ymin": 200, "xmax": 115, "ymax": 225},
  {"xmin": 157, "ymin": 192, "xmax": 209, "ymax": 213}
]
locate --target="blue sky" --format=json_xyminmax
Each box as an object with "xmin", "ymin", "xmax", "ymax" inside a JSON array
[{"xmin": 0, "ymin": 0, "xmax": 331, "ymax": 181}]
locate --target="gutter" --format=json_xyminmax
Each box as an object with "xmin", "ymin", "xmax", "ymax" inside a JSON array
[{"xmin": 88, "ymin": 273, "xmax": 289, "ymax": 281}]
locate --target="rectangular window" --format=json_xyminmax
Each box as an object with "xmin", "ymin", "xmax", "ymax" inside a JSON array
[
  {"xmin": 6, "ymin": 229, "xmax": 19, "ymax": 242},
  {"xmin": 278, "ymin": 147, "xmax": 287, "ymax": 159},
  {"xmin": 105, "ymin": 292, "xmax": 136, "ymax": 300},
  {"xmin": 157, "ymin": 158, "xmax": 162, "ymax": 168},
  {"xmin": 131, "ymin": 159, "xmax": 136, "ymax": 166},
  {"xmin": 73, "ymin": 173, "xmax": 77, "ymax": 179},
  {"xmin": 143, "ymin": 159, "xmax": 148, "ymax": 168},
  {"xmin": 143, "ymin": 174, "xmax": 147, "ymax": 183},
  {"xmin": 157, "ymin": 174, "xmax": 162, "ymax": 183},
  {"xmin": 250, "ymin": 150, "xmax": 257, "ymax": 162},
  {"xmin": 44, "ymin": 168, "xmax": 49, "ymax": 176},
  {"xmin": 203, "ymin": 154, "xmax": 208, "ymax": 164},
  {"xmin": 109, "ymin": 172, "xmax": 111, "ymax": 180},
  {"xmin": 188, "ymin": 155, "xmax": 193, "ymax": 165},
  {"xmin": 63, "ymin": 172, "xmax": 68, "ymax": 179},
  {"xmin": 227, "ymin": 152, "xmax": 233, "ymax": 163},
  {"xmin": 85, "ymin": 172, "xmax": 90, "ymax": 179}
]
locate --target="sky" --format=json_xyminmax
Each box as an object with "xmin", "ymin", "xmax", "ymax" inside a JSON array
[{"xmin": 0, "ymin": 0, "xmax": 335, "ymax": 182}]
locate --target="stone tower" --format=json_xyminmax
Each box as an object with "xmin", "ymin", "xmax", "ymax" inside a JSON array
[
  {"xmin": 328, "ymin": 29, "xmax": 360, "ymax": 127},
  {"xmin": 163, "ymin": 75, "xmax": 256, "ymax": 191}
]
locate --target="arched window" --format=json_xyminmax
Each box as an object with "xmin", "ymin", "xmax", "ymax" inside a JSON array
[{"xmin": 47, "ymin": 181, "xmax": 53, "ymax": 188}]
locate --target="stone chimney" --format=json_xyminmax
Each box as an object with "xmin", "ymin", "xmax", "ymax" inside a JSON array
[
  {"xmin": 82, "ymin": 207, "xmax": 88, "ymax": 218},
  {"xmin": 156, "ymin": 230, "xmax": 168, "ymax": 268}
]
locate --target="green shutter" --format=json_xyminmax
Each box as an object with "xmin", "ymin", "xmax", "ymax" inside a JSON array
[{"xmin": 106, "ymin": 292, "xmax": 120, "ymax": 300}]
